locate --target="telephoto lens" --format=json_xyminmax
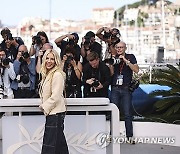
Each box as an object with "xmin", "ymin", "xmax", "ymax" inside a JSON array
[{"xmin": 104, "ymin": 57, "xmax": 121, "ymax": 65}]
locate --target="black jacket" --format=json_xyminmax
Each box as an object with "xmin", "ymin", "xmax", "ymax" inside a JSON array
[{"xmin": 82, "ymin": 61, "xmax": 111, "ymax": 97}]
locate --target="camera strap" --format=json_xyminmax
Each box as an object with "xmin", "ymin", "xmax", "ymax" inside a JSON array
[
  {"xmin": 119, "ymin": 61, "xmax": 125, "ymax": 74},
  {"xmin": 119, "ymin": 54, "xmax": 131, "ymax": 74},
  {"xmin": 0, "ymin": 68, "xmax": 5, "ymax": 89},
  {"xmin": 20, "ymin": 62, "xmax": 30, "ymax": 75}
]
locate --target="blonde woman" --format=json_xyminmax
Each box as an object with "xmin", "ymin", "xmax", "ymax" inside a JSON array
[{"xmin": 39, "ymin": 49, "xmax": 69, "ymax": 154}]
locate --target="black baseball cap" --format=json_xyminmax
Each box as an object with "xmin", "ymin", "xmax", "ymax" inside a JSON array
[{"xmin": 85, "ymin": 31, "xmax": 95, "ymax": 38}]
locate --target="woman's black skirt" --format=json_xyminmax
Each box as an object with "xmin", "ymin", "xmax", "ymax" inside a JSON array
[{"xmin": 41, "ymin": 112, "xmax": 69, "ymax": 154}]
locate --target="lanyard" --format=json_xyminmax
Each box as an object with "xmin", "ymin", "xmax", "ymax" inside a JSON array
[
  {"xmin": 119, "ymin": 54, "xmax": 130, "ymax": 74},
  {"xmin": 119, "ymin": 62, "xmax": 125, "ymax": 74}
]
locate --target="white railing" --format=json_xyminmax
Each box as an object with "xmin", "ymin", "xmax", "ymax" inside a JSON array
[{"xmin": 0, "ymin": 98, "xmax": 120, "ymax": 154}]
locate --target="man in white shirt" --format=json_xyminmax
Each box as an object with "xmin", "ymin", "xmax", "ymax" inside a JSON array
[{"xmin": 0, "ymin": 48, "xmax": 16, "ymax": 99}]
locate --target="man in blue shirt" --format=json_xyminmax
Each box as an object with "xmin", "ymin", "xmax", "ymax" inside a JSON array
[{"xmin": 11, "ymin": 45, "xmax": 36, "ymax": 98}]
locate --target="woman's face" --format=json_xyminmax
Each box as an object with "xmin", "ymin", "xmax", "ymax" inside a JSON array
[
  {"xmin": 45, "ymin": 53, "xmax": 55, "ymax": 71},
  {"xmin": 40, "ymin": 36, "xmax": 47, "ymax": 45}
]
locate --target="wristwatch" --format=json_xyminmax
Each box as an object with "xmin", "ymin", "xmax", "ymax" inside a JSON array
[
  {"xmin": 126, "ymin": 60, "xmax": 130, "ymax": 65},
  {"xmin": 74, "ymin": 67, "xmax": 78, "ymax": 70}
]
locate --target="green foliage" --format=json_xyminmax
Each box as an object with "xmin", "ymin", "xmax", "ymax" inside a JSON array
[
  {"xmin": 128, "ymin": 0, "xmax": 148, "ymax": 9},
  {"xmin": 115, "ymin": 0, "xmax": 148, "ymax": 20},
  {"xmin": 137, "ymin": 16, "xmax": 144, "ymax": 27},
  {"xmin": 150, "ymin": 64, "xmax": 180, "ymax": 116},
  {"xmin": 137, "ymin": 11, "xmax": 149, "ymax": 27},
  {"xmin": 140, "ymin": 68, "xmax": 160, "ymax": 84},
  {"xmin": 129, "ymin": 20, "xmax": 135, "ymax": 26},
  {"xmin": 115, "ymin": 0, "xmax": 174, "ymax": 27}
]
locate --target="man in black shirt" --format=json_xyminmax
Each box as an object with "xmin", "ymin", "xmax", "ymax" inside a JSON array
[
  {"xmin": 81, "ymin": 31, "xmax": 102, "ymax": 65},
  {"xmin": 82, "ymin": 52, "xmax": 111, "ymax": 98},
  {"xmin": 55, "ymin": 32, "xmax": 81, "ymax": 62},
  {"xmin": 110, "ymin": 41, "xmax": 139, "ymax": 141},
  {"xmin": 0, "ymin": 28, "xmax": 24, "ymax": 61},
  {"xmin": 96, "ymin": 27, "xmax": 121, "ymax": 59}
]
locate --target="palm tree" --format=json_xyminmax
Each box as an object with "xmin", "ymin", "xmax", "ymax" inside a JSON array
[{"xmin": 150, "ymin": 64, "xmax": 180, "ymax": 117}]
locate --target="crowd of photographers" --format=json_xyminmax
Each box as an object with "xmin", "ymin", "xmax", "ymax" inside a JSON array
[
  {"xmin": 0, "ymin": 26, "xmax": 140, "ymax": 140},
  {"xmin": 0, "ymin": 27, "xmax": 139, "ymax": 100}
]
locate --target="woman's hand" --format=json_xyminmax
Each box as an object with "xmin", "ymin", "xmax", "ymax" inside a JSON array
[
  {"xmin": 39, "ymin": 105, "xmax": 44, "ymax": 112},
  {"xmin": 71, "ymin": 59, "xmax": 76, "ymax": 68}
]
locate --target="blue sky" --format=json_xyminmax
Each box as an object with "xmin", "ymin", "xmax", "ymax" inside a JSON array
[{"xmin": 0, "ymin": 0, "xmax": 175, "ymax": 26}]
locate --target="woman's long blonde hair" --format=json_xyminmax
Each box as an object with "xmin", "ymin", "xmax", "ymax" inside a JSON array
[{"xmin": 39, "ymin": 49, "xmax": 65, "ymax": 96}]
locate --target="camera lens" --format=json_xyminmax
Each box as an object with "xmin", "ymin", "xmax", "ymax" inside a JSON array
[
  {"xmin": 92, "ymin": 79, "xmax": 99, "ymax": 87},
  {"xmin": 104, "ymin": 57, "xmax": 121, "ymax": 65},
  {"xmin": 33, "ymin": 35, "xmax": 42, "ymax": 45},
  {"xmin": 84, "ymin": 36, "xmax": 91, "ymax": 45},
  {"xmin": 103, "ymin": 32, "xmax": 111, "ymax": 39},
  {"xmin": 129, "ymin": 79, "xmax": 139, "ymax": 92},
  {"xmin": 2, "ymin": 58, "xmax": 10, "ymax": 65},
  {"xmin": 20, "ymin": 74, "xmax": 30, "ymax": 84},
  {"xmin": 22, "ymin": 52, "xmax": 30, "ymax": 59},
  {"xmin": 66, "ymin": 55, "xmax": 73, "ymax": 64},
  {"xmin": 68, "ymin": 39, "xmax": 75, "ymax": 46}
]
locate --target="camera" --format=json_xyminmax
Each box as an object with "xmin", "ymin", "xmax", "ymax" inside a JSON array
[
  {"xmin": 103, "ymin": 31, "xmax": 112, "ymax": 39},
  {"xmin": 67, "ymin": 39, "xmax": 75, "ymax": 46},
  {"xmin": 19, "ymin": 74, "xmax": 30, "ymax": 84},
  {"xmin": 104, "ymin": 57, "xmax": 121, "ymax": 65},
  {"xmin": 2, "ymin": 58, "xmax": 10, "ymax": 65},
  {"xmin": 129, "ymin": 79, "xmax": 140, "ymax": 92},
  {"xmin": 22, "ymin": 52, "xmax": 30, "ymax": 59},
  {"xmin": 19, "ymin": 52, "xmax": 30, "ymax": 62},
  {"xmin": 39, "ymin": 50, "xmax": 46, "ymax": 58},
  {"xmin": 0, "ymin": 58, "xmax": 10, "ymax": 66},
  {"xmin": 92, "ymin": 79, "xmax": 99, "ymax": 87},
  {"xmin": 16, "ymin": 62, "xmax": 30, "ymax": 84},
  {"xmin": 66, "ymin": 55, "xmax": 74, "ymax": 65},
  {"xmin": 111, "ymin": 28, "xmax": 120, "ymax": 38},
  {"xmin": 90, "ymin": 79, "xmax": 99, "ymax": 93},
  {"xmin": 84, "ymin": 36, "xmax": 91, "ymax": 46},
  {"xmin": 16, "ymin": 71, "xmax": 30, "ymax": 84},
  {"xmin": 32, "ymin": 35, "xmax": 42, "ymax": 45}
]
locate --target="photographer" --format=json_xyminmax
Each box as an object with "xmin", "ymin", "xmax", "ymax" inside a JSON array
[
  {"xmin": 55, "ymin": 33, "xmax": 81, "ymax": 62},
  {"xmin": 62, "ymin": 47, "xmax": 82, "ymax": 98},
  {"xmin": 110, "ymin": 41, "xmax": 139, "ymax": 141},
  {"xmin": 82, "ymin": 52, "xmax": 111, "ymax": 98},
  {"xmin": 96, "ymin": 27, "xmax": 120, "ymax": 59},
  {"xmin": 0, "ymin": 48, "xmax": 16, "ymax": 99},
  {"xmin": 0, "ymin": 28, "xmax": 24, "ymax": 62},
  {"xmin": 81, "ymin": 31, "xmax": 102, "ymax": 66},
  {"xmin": 11, "ymin": 45, "xmax": 36, "ymax": 98},
  {"xmin": 29, "ymin": 31, "xmax": 49, "ymax": 57}
]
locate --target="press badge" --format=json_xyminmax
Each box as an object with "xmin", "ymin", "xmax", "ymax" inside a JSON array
[{"xmin": 116, "ymin": 75, "xmax": 123, "ymax": 85}]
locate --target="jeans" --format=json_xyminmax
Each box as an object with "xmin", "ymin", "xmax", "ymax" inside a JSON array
[
  {"xmin": 110, "ymin": 86, "xmax": 133, "ymax": 137},
  {"xmin": 41, "ymin": 112, "xmax": 69, "ymax": 154}
]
